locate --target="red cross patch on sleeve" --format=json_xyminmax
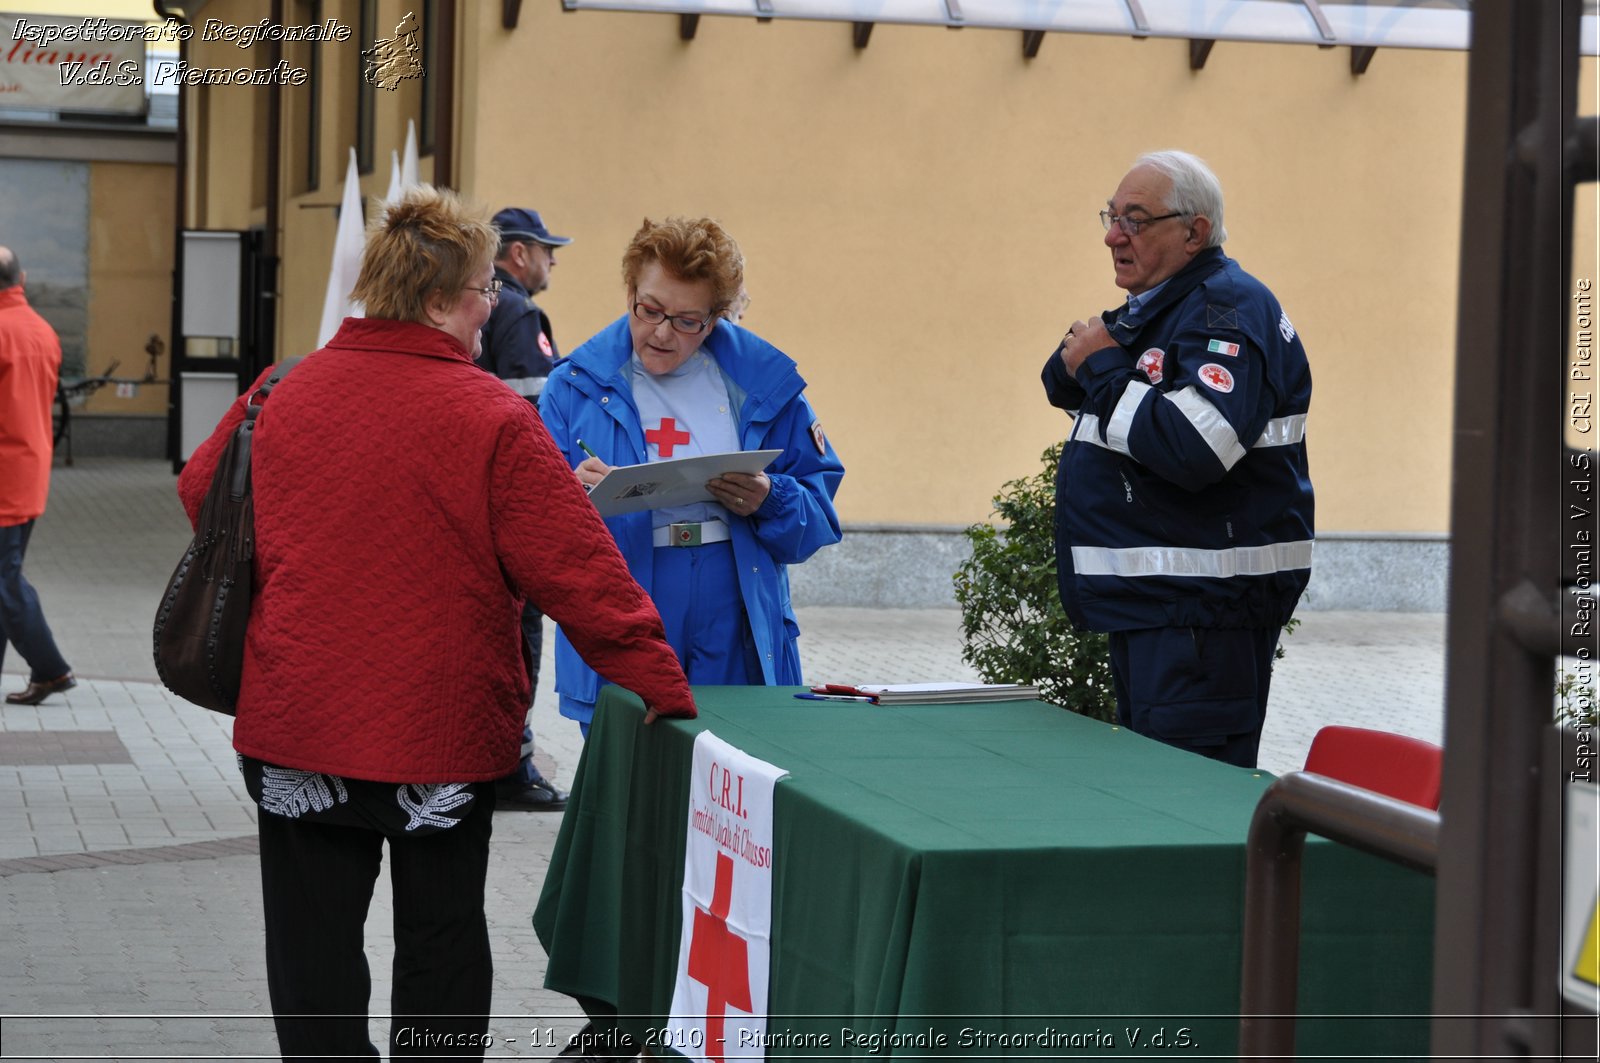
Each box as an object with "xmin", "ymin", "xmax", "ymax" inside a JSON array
[
  {"xmin": 538, "ymin": 332, "xmax": 554, "ymax": 360},
  {"xmin": 810, "ymin": 421, "xmax": 827, "ymax": 455},
  {"xmin": 1199, "ymin": 363, "xmax": 1236, "ymax": 394},
  {"xmin": 1136, "ymin": 348, "xmax": 1166, "ymax": 384}
]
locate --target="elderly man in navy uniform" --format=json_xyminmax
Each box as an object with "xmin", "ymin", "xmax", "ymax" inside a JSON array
[
  {"xmin": 479, "ymin": 207, "xmax": 574, "ymax": 810},
  {"xmin": 1043, "ymin": 150, "xmax": 1314, "ymax": 770}
]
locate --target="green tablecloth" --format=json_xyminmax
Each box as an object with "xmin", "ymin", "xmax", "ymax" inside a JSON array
[{"xmin": 533, "ymin": 687, "xmax": 1434, "ymax": 1056}]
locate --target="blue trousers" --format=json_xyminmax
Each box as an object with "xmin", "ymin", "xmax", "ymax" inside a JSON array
[
  {"xmin": 561, "ymin": 540, "xmax": 761, "ymax": 736},
  {"xmin": 0, "ymin": 519, "xmax": 70, "ymax": 682},
  {"xmin": 1108, "ymin": 626, "xmax": 1280, "ymax": 769}
]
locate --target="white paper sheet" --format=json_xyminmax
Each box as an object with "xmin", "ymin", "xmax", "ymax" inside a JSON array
[{"xmin": 587, "ymin": 449, "xmax": 782, "ymax": 518}]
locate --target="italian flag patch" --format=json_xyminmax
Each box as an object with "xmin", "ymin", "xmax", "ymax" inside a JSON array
[{"xmin": 1207, "ymin": 339, "xmax": 1240, "ymax": 357}]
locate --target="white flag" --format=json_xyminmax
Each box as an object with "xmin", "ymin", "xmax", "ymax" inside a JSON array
[
  {"xmin": 400, "ymin": 118, "xmax": 421, "ymax": 190},
  {"xmin": 667, "ymin": 732, "xmax": 787, "ymax": 1062},
  {"xmin": 316, "ymin": 148, "xmax": 366, "ymax": 348},
  {"xmin": 383, "ymin": 119, "xmax": 422, "ymax": 206},
  {"xmin": 384, "ymin": 149, "xmax": 402, "ymax": 205}
]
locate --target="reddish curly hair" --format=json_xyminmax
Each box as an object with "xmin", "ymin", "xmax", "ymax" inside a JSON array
[{"xmin": 620, "ymin": 216, "xmax": 745, "ymax": 313}]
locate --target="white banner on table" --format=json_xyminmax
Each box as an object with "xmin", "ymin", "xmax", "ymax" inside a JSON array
[{"xmin": 666, "ymin": 731, "xmax": 788, "ymax": 1062}]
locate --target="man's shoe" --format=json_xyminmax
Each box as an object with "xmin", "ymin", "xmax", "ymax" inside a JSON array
[
  {"xmin": 495, "ymin": 773, "xmax": 569, "ymax": 812},
  {"xmin": 5, "ymin": 672, "xmax": 76, "ymax": 705}
]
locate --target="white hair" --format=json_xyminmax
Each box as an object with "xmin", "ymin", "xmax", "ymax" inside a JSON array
[{"xmin": 1134, "ymin": 150, "xmax": 1228, "ymax": 247}]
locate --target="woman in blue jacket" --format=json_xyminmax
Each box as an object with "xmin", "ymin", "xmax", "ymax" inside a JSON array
[{"xmin": 540, "ymin": 217, "xmax": 845, "ymax": 733}]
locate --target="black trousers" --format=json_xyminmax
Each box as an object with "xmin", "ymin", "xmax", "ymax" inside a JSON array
[{"xmin": 256, "ymin": 783, "xmax": 496, "ymax": 1061}]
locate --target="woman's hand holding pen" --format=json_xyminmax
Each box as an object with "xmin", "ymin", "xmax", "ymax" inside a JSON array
[
  {"xmin": 575, "ymin": 455, "xmax": 611, "ymax": 487},
  {"xmin": 709, "ymin": 471, "xmax": 771, "ymax": 518},
  {"xmin": 574, "ymin": 438, "xmax": 610, "ymax": 488}
]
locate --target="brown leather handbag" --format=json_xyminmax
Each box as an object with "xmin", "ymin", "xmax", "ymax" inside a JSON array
[{"xmin": 153, "ymin": 358, "xmax": 301, "ymax": 714}]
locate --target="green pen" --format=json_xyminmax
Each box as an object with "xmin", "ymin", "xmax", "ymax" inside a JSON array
[{"xmin": 574, "ymin": 439, "xmax": 600, "ymax": 493}]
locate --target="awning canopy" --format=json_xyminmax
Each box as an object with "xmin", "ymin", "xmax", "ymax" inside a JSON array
[{"xmin": 550, "ymin": 0, "xmax": 1599, "ymax": 57}]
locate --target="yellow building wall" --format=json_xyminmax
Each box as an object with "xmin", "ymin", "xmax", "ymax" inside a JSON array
[
  {"xmin": 182, "ymin": 3, "xmax": 1598, "ymax": 535},
  {"xmin": 459, "ymin": 11, "xmax": 1482, "ymax": 533},
  {"xmin": 189, "ymin": 59, "xmax": 265, "ymax": 229},
  {"xmin": 83, "ymin": 161, "xmax": 174, "ymax": 417},
  {"xmin": 277, "ymin": 3, "xmax": 363, "ymax": 362},
  {"xmin": 1573, "ymin": 61, "xmax": 1599, "ymax": 453},
  {"xmin": 187, "ymin": 0, "xmax": 434, "ymax": 363}
]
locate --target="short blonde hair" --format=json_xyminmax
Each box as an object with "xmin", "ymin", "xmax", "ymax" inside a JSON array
[
  {"xmin": 351, "ymin": 185, "xmax": 497, "ymax": 322},
  {"xmin": 621, "ymin": 217, "xmax": 744, "ymax": 313}
]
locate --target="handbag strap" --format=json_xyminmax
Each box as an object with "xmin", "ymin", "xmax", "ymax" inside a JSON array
[
  {"xmin": 246, "ymin": 356, "xmax": 305, "ymax": 419},
  {"xmin": 229, "ymin": 357, "xmax": 306, "ymax": 500}
]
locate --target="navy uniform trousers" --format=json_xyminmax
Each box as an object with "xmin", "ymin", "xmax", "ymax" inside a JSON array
[{"xmin": 1108, "ymin": 625, "xmax": 1281, "ymax": 769}]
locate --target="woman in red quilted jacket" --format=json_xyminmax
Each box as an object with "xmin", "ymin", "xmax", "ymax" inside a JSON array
[{"xmin": 178, "ymin": 186, "xmax": 696, "ymax": 1061}]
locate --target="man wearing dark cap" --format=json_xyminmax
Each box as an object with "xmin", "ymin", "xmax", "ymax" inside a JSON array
[
  {"xmin": 481, "ymin": 208, "xmax": 573, "ymax": 811},
  {"xmin": 480, "ymin": 207, "xmax": 571, "ymax": 401}
]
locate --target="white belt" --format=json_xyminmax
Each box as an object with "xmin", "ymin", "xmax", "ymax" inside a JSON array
[{"xmin": 653, "ymin": 520, "xmax": 731, "ymax": 548}]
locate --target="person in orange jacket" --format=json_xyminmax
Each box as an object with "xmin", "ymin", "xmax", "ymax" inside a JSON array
[{"xmin": 0, "ymin": 246, "xmax": 75, "ymax": 706}]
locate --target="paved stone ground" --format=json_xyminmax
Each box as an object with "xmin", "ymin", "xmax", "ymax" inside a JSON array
[{"xmin": 0, "ymin": 459, "xmax": 1447, "ymax": 1061}]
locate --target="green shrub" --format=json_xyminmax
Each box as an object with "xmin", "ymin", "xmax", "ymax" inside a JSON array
[
  {"xmin": 955, "ymin": 443, "xmax": 1300, "ymax": 724},
  {"xmin": 1557, "ymin": 666, "xmax": 1597, "ymax": 728},
  {"xmin": 953, "ymin": 442, "xmax": 1118, "ymax": 722}
]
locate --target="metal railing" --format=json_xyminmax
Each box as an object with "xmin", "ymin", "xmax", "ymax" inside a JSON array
[{"xmin": 1238, "ymin": 771, "xmax": 1440, "ymax": 1059}]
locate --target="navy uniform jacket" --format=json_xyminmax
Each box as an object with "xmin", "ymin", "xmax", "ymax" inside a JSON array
[
  {"xmin": 1041, "ymin": 247, "xmax": 1314, "ymax": 632},
  {"xmin": 477, "ymin": 266, "xmax": 558, "ymax": 401}
]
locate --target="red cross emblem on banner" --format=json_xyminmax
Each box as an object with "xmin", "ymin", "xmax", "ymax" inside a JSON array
[
  {"xmin": 646, "ymin": 417, "xmax": 692, "ymax": 457},
  {"xmin": 688, "ymin": 852, "xmax": 752, "ymax": 1063}
]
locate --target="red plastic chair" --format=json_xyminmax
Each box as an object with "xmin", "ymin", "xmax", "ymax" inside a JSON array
[{"xmin": 1303, "ymin": 725, "xmax": 1444, "ymax": 811}]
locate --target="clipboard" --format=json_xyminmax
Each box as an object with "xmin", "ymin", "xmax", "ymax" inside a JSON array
[{"xmin": 587, "ymin": 449, "xmax": 783, "ymax": 517}]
